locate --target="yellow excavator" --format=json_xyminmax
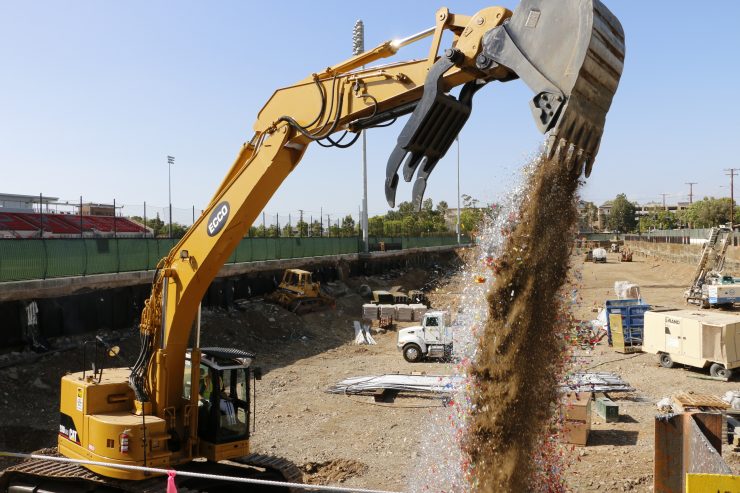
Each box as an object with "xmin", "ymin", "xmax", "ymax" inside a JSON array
[{"xmin": 0, "ymin": 1, "xmax": 624, "ymax": 491}]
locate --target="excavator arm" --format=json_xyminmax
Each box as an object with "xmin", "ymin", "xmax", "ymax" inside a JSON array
[{"xmin": 125, "ymin": 0, "xmax": 625, "ymax": 468}]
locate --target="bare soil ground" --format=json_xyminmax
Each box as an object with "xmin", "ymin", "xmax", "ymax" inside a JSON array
[
  {"xmin": 0, "ymin": 252, "xmax": 738, "ymax": 492},
  {"xmin": 563, "ymin": 251, "xmax": 740, "ymax": 492}
]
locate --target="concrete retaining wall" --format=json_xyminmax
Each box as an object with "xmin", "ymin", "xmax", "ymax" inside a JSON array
[
  {"xmin": 624, "ymin": 240, "xmax": 740, "ymax": 271},
  {"xmin": 0, "ymin": 245, "xmax": 466, "ymax": 349}
]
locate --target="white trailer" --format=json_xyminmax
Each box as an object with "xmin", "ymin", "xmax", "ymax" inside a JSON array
[{"xmin": 643, "ymin": 309, "xmax": 740, "ymax": 379}]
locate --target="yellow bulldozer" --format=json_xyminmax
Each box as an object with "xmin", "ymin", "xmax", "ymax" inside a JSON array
[{"xmin": 265, "ymin": 268, "xmax": 336, "ymax": 314}]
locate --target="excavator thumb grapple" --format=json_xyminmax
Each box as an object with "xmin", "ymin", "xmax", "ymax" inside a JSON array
[{"xmin": 386, "ymin": 0, "xmax": 625, "ymax": 208}]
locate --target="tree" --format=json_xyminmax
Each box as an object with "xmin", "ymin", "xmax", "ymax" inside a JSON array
[
  {"xmin": 310, "ymin": 220, "xmax": 322, "ymax": 237},
  {"xmin": 368, "ymin": 216, "xmax": 384, "ymax": 236},
  {"xmin": 607, "ymin": 194, "xmax": 637, "ymax": 232},
  {"xmin": 639, "ymin": 208, "xmax": 677, "ymax": 232},
  {"xmin": 130, "ymin": 213, "xmax": 188, "ymax": 238},
  {"xmin": 460, "ymin": 208, "xmax": 484, "ymax": 234},
  {"xmin": 680, "ymin": 197, "xmax": 738, "ymax": 228},
  {"xmin": 340, "ymin": 215, "xmax": 355, "ymax": 236},
  {"xmin": 296, "ymin": 220, "xmax": 309, "ymax": 237}
]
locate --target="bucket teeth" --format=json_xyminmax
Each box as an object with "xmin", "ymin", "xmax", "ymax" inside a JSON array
[{"xmin": 484, "ymin": 0, "xmax": 624, "ymax": 173}]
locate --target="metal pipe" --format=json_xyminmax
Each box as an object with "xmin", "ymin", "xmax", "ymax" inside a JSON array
[{"xmin": 390, "ymin": 26, "xmax": 435, "ymax": 51}]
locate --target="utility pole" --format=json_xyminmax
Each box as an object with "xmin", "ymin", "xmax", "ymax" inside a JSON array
[
  {"xmin": 353, "ymin": 19, "xmax": 369, "ymax": 253},
  {"xmin": 725, "ymin": 169, "xmax": 737, "ymax": 230},
  {"xmin": 298, "ymin": 209, "xmax": 304, "ymax": 237},
  {"xmin": 456, "ymin": 136, "xmax": 461, "ymax": 244},
  {"xmin": 167, "ymin": 155, "xmax": 175, "ymax": 238},
  {"xmin": 660, "ymin": 193, "xmax": 668, "ymax": 210},
  {"xmin": 685, "ymin": 182, "xmax": 697, "ymax": 204}
]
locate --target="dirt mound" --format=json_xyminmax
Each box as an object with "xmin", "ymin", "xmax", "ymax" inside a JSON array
[
  {"xmin": 300, "ymin": 459, "xmax": 368, "ymax": 485},
  {"xmin": 465, "ymin": 155, "xmax": 581, "ymax": 491}
]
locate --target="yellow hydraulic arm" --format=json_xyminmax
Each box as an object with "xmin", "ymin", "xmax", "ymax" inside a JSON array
[{"xmin": 126, "ymin": 0, "xmax": 624, "ymax": 468}]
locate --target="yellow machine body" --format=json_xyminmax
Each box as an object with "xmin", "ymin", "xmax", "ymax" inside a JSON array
[{"xmin": 266, "ymin": 268, "xmax": 335, "ymax": 312}]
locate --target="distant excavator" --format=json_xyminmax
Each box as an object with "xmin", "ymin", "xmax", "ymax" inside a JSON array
[
  {"xmin": 685, "ymin": 226, "xmax": 737, "ymax": 308},
  {"xmin": 0, "ymin": 1, "xmax": 624, "ymax": 491}
]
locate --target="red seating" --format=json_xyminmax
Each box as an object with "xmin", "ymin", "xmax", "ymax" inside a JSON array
[
  {"xmin": 0, "ymin": 212, "xmax": 147, "ymax": 235},
  {"xmin": 0, "ymin": 213, "xmax": 38, "ymax": 231}
]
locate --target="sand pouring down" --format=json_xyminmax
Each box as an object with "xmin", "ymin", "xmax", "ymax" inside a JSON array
[{"xmin": 465, "ymin": 155, "xmax": 582, "ymax": 492}]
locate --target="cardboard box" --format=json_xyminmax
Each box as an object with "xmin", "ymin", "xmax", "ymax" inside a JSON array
[
  {"xmin": 561, "ymin": 392, "xmax": 592, "ymax": 446},
  {"xmin": 562, "ymin": 420, "xmax": 590, "ymax": 446}
]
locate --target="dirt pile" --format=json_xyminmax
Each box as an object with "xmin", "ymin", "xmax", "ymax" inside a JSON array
[
  {"xmin": 301, "ymin": 459, "xmax": 368, "ymax": 485},
  {"xmin": 465, "ymin": 155, "xmax": 581, "ymax": 491}
]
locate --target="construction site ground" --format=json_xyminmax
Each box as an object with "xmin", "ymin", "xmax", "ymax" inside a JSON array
[{"xmin": 0, "ymin": 251, "xmax": 739, "ymax": 492}]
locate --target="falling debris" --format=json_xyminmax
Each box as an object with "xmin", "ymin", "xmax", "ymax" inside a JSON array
[{"xmin": 465, "ymin": 154, "xmax": 582, "ymax": 492}]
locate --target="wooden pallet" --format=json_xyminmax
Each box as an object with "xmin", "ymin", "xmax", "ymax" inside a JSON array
[{"xmin": 672, "ymin": 392, "xmax": 730, "ymax": 412}]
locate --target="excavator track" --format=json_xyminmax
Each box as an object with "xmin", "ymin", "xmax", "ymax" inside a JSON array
[
  {"xmin": 0, "ymin": 449, "xmax": 303, "ymax": 493},
  {"xmin": 229, "ymin": 453, "xmax": 304, "ymax": 493}
]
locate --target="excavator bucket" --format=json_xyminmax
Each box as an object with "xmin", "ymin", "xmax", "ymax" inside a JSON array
[
  {"xmin": 483, "ymin": 0, "xmax": 625, "ymax": 177},
  {"xmin": 385, "ymin": 0, "xmax": 624, "ymax": 209}
]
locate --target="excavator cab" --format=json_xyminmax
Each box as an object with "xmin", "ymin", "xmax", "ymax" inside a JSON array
[{"xmin": 185, "ymin": 348, "xmax": 258, "ymax": 459}]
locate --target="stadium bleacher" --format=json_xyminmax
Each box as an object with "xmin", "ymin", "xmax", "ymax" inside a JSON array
[{"xmin": 0, "ymin": 211, "xmax": 147, "ymax": 236}]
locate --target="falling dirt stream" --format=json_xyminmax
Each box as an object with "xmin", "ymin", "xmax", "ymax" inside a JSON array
[{"xmin": 464, "ymin": 154, "xmax": 581, "ymax": 492}]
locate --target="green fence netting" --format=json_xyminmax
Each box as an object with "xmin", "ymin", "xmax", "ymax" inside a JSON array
[{"xmin": 0, "ymin": 235, "xmax": 464, "ymax": 282}]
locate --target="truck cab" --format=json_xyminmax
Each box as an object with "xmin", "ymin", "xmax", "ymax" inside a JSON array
[{"xmin": 397, "ymin": 311, "xmax": 453, "ymax": 362}]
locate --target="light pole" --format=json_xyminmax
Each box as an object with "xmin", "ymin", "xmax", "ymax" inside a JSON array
[
  {"xmin": 456, "ymin": 136, "xmax": 461, "ymax": 244},
  {"xmin": 167, "ymin": 155, "xmax": 174, "ymax": 238},
  {"xmin": 353, "ymin": 20, "xmax": 369, "ymax": 252}
]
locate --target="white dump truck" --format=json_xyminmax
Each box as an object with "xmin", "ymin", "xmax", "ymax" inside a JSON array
[
  {"xmin": 397, "ymin": 310, "xmax": 453, "ymax": 362},
  {"xmin": 643, "ymin": 309, "xmax": 740, "ymax": 379}
]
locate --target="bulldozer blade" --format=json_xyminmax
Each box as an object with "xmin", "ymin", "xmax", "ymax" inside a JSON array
[{"xmin": 481, "ymin": 0, "xmax": 625, "ymax": 176}]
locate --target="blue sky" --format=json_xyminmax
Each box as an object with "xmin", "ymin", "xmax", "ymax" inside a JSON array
[{"xmin": 1, "ymin": 1, "xmax": 739, "ymax": 225}]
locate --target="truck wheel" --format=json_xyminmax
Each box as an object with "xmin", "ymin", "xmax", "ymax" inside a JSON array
[
  {"xmin": 710, "ymin": 363, "xmax": 734, "ymax": 379},
  {"xmin": 403, "ymin": 344, "xmax": 422, "ymax": 363},
  {"xmin": 659, "ymin": 353, "xmax": 675, "ymax": 368}
]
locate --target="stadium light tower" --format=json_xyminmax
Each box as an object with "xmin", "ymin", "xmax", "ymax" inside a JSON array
[
  {"xmin": 353, "ymin": 20, "xmax": 369, "ymax": 252},
  {"xmin": 167, "ymin": 155, "xmax": 175, "ymax": 238}
]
